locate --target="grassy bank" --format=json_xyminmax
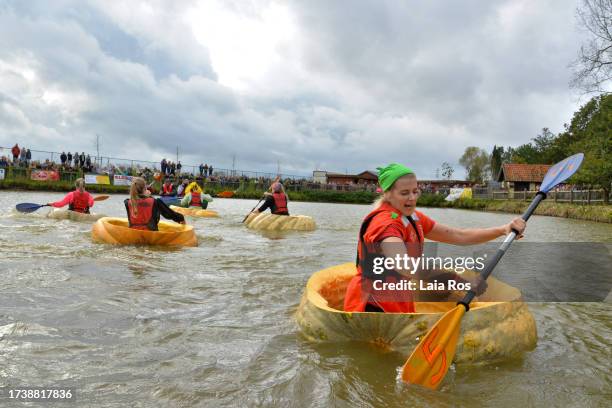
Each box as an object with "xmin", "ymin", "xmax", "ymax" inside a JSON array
[
  {"xmin": 2, "ymin": 179, "xmax": 610, "ymax": 223},
  {"xmin": 428, "ymin": 197, "xmax": 612, "ymax": 223}
]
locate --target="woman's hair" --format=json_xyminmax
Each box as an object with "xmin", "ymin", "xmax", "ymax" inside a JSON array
[
  {"xmin": 75, "ymin": 178, "xmax": 85, "ymax": 192},
  {"xmin": 374, "ymin": 173, "xmax": 417, "ymax": 209},
  {"xmin": 129, "ymin": 177, "xmax": 147, "ymax": 216}
]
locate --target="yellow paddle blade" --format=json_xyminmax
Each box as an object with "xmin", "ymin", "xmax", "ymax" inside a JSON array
[
  {"xmin": 93, "ymin": 195, "xmax": 110, "ymax": 201},
  {"xmin": 401, "ymin": 305, "xmax": 466, "ymax": 389}
]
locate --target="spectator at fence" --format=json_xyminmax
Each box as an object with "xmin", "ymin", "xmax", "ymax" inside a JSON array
[
  {"xmin": 203, "ymin": 163, "xmax": 208, "ymax": 177},
  {"xmin": 208, "ymin": 165, "xmax": 213, "ymax": 176},
  {"xmin": 199, "ymin": 163, "xmax": 204, "ymax": 177},
  {"xmin": 60, "ymin": 151, "xmax": 67, "ymax": 165},
  {"xmin": 177, "ymin": 161, "xmax": 182, "ymax": 175},
  {"xmin": 73, "ymin": 151, "xmax": 78, "ymax": 167},
  {"xmin": 19, "ymin": 147, "xmax": 26, "ymax": 166},
  {"xmin": 0, "ymin": 156, "xmax": 9, "ymax": 167},
  {"xmin": 11, "ymin": 144, "xmax": 20, "ymax": 162},
  {"xmin": 79, "ymin": 152, "xmax": 85, "ymax": 168},
  {"xmin": 25, "ymin": 149, "xmax": 31, "ymax": 166},
  {"xmin": 67, "ymin": 152, "xmax": 72, "ymax": 165},
  {"xmin": 161, "ymin": 158, "xmax": 167, "ymax": 175},
  {"xmin": 86, "ymin": 154, "xmax": 91, "ymax": 170}
]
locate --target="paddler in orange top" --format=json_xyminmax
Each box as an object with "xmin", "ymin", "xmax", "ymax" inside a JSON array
[
  {"xmin": 343, "ymin": 163, "xmax": 526, "ymax": 313},
  {"xmin": 125, "ymin": 177, "xmax": 185, "ymax": 231},
  {"xmin": 47, "ymin": 178, "xmax": 94, "ymax": 213}
]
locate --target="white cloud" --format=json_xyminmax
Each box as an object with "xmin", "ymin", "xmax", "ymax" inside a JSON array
[{"xmin": 0, "ymin": 0, "xmax": 588, "ymax": 178}]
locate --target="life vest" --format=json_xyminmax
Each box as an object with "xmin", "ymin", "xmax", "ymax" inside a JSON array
[
  {"xmin": 162, "ymin": 183, "xmax": 173, "ymax": 195},
  {"xmin": 127, "ymin": 197, "xmax": 156, "ymax": 230},
  {"xmin": 272, "ymin": 193, "xmax": 288, "ymax": 215},
  {"xmin": 69, "ymin": 190, "xmax": 90, "ymax": 213},
  {"xmin": 190, "ymin": 191, "xmax": 201, "ymax": 207},
  {"xmin": 343, "ymin": 203, "xmax": 428, "ymax": 313}
]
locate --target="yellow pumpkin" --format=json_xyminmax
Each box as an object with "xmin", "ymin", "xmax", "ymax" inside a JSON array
[
  {"xmin": 170, "ymin": 205, "xmax": 219, "ymax": 218},
  {"xmin": 91, "ymin": 217, "xmax": 197, "ymax": 247},
  {"xmin": 47, "ymin": 208, "xmax": 106, "ymax": 222},
  {"xmin": 295, "ymin": 263, "xmax": 537, "ymax": 364},
  {"xmin": 244, "ymin": 213, "xmax": 316, "ymax": 231}
]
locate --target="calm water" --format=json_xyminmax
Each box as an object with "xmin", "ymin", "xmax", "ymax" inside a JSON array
[{"xmin": 0, "ymin": 191, "xmax": 610, "ymax": 407}]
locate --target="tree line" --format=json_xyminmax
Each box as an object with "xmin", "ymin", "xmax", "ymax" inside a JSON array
[{"xmin": 459, "ymin": 93, "xmax": 611, "ymax": 202}]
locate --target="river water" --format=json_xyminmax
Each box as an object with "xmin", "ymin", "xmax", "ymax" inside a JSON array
[{"xmin": 0, "ymin": 191, "xmax": 610, "ymax": 407}]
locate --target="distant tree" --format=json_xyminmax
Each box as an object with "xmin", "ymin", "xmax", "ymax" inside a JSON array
[
  {"xmin": 510, "ymin": 143, "xmax": 540, "ymax": 164},
  {"xmin": 570, "ymin": 0, "xmax": 612, "ymax": 94},
  {"xmin": 459, "ymin": 147, "xmax": 489, "ymax": 184},
  {"xmin": 490, "ymin": 145, "xmax": 504, "ymax": 179},
  {"xmin": 565, "ymin": 94, "xmax": 612, "ymax": 202},
  {"xmin": 441, "ymin": 162, "xmax": 454, "ymax": 180},
  {"xmin": 435, "ymin": 167, "xmax": 440, "ymax": 179}
]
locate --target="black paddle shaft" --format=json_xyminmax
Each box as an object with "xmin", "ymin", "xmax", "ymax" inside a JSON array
[{"xmin": 459, "ymin": 192, "xmax": 546, "ymax": 308}]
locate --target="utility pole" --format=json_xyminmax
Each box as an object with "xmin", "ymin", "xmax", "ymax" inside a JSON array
[{"xmin": 95, "ymin": 134, "xmax": 100, "ymax": 166}]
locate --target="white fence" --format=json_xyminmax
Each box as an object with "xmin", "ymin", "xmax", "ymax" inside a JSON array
[{"xmin": 472, "ymin": 188, "xmax": 609, "ymax": 204}]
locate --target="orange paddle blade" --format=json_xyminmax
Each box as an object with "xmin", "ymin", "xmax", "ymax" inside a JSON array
[
  {"xmin": 401, "ymin": 305, "xmax": 466, "ymax": 389},
  {"xmin": 93, "ymin": 195, "xmax": 110, "ymax": 201}
]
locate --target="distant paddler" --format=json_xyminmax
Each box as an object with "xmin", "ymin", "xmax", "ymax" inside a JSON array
[
  {"xmin": 47, "ymin": 178, "xmax": 95, "ymax": 214},
  {"xmin": 177, "ymin": 179, "xmax": 190, "ymax": 198},
  {"xmin": 180, "ymin": 181, "xmax": 213, "ymax": 209},
  {"xmin": 125, "ymin": 177, "xmax": 185, "ymax": 230},
  {"xmin": 160, "ymin": 178, "xmax": 175, "ymax": 196},
  {"xmin": 251, "ymin": 181, "xmax": 289, "ymax": 216},
  {"xmin": 344, "ymin": 163, "xmax": 526, "ymax": 313}
]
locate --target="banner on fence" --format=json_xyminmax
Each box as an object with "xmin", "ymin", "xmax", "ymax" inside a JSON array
[
  {"xmin": 0, "ymin": 168, "xmax": 4, "ymax": 180},
  {"xmin": 30, "ymin": 169, "xmax": 60, "ymax": 181},
  {"xmin": 85, "ymin": 174, "xmax": 110, "ymax": 185},
  {"xmin": 445, "ymin": 187, "xmax": 472, "ymax": 202},
  {"xmin": 113, "ymin": 174, "xmax": 134, "ymax": 186}
]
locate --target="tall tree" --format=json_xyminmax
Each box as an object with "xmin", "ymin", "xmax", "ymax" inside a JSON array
[
  {"xmin": 459, "ymin": 147, "xmax": 490, "ymax": 184},
  {"xmin": 490, "ymin": 145, "xmax": 504, "ymax": 180},
  {"xmin": 566, "ymin": 94, "xmax": 612, "ymax": 202},
  {"xmin": 570, "ymin": 0, "xmax": 612, "ymax": 94},
  {"xmin": 441, "ymin": 162, "xmax": 454, "ymax": 180}
]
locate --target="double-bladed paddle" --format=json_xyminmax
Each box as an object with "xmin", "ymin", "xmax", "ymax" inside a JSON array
[
  {"xmin": 241, "ymin": 176, "xmax": 281, "ymax": 223},
  {"xmin": 401, "ymin": 153, "xmax": 584, "ymax": 389},
  {"xmin": 16, "ymin": 194, "xmax": 110, "ymax": 213}
]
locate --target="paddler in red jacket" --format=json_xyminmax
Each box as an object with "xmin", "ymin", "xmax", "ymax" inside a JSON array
[
  {"xmin": 125, "ymin": 177, "xmax": 185, "ymax": 231},
  {"xmin": 344, "ymin": 163, "xmax": 526, "ymax": 313},
  {"xmin": 252, "ymin": 182, "xmax": 289, "ymax": 215},
  {"xmin": 47, "ymin": 178, "xmax": 94, "ymax": 213}
]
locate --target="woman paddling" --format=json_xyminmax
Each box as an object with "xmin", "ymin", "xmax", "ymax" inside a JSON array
[
  {"xmin": 251, "ymin": 182, "xmax": 289, "ymax": 216},
  {"xmin": 47, "ymin": 178, "xmax": 94, "ymax": 214},
  {"xmin": 125, "ymin": 177, "xmax": 185, "ymax": 231},
  {"xmin": 180, "ymin": 182, "xmax": 213, "ymax": 209},
  {"xmin": 344, "ymin": 163, "xmax": 526, "ymax": 313}
]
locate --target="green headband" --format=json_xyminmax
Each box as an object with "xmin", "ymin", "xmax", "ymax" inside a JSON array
[{"xmin": 377, "ymin": 163, "xmax": 414, "ymax": 191}]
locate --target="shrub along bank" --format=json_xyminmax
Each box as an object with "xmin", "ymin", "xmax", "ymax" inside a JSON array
[{"xmin": 2, "ymin": 179, "xmax": 609, "ymax": 223}]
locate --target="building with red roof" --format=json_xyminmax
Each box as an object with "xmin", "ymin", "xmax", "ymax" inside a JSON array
[{"xmin": 497, "ymin": 163, "xmax": 552, "ymax": 191}]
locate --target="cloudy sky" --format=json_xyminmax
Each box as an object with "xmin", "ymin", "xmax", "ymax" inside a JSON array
[{"xmin": 0, "ymin": 0, "xmax": 589, "ymax": 178}]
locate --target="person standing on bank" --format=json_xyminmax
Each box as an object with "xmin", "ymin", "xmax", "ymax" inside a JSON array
[
  {"xmin": 252, "ymin": 182, "xmax": 289, "ymax": 216},
  {"xmin": 124, "ymin": 177, "xmax": 185, "ymax": 231},
  {"xmin": 343, "ymin": 163, "xmax": 526, "ymax": 314}
]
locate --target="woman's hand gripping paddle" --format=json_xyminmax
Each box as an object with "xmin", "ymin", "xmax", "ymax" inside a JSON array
[{"xmin": 401, "ymin": 153, "xmax": 584, "ymax": 390}]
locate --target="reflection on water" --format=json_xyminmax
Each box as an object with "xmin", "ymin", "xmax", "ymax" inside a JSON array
[{"xmin": 0, "ymin": 191, "xmax": 610, "ymax": 407}]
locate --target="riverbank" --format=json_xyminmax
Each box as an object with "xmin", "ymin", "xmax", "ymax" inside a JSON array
[{"xmin": 2, "ymin": 179, "xmax": 610, "ymax": 222}]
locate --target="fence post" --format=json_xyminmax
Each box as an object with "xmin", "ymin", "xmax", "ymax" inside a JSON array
[
  {"xmin": 587, "ymin": 189, "xmax": 591, "ymax": 205},
  {"xmin": 523, "ymin": 190, "xmax": 527, "ymax": 201},
  {"xmin": 570, "ymin": 187, "xmax": 573, "ymax": 204},
  {"xmin": 554, "ymin": 189, "xmax": 557, "ymax": 202}
]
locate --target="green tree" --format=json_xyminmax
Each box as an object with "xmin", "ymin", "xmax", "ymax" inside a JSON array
[
  {"xmin": 459, "ymin": 147, "xmax": 490, "ymax": 184},
  {"xmin": 441, "ymin": 162, "xmax": 454, "ymax": 180},
  {"xmin": 565, "ymin": 94, "xmax": 612, "ymax": 202},
  {"xmin": 490, "ymin": 145, "xmax": 504, "ymax": 179}
]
